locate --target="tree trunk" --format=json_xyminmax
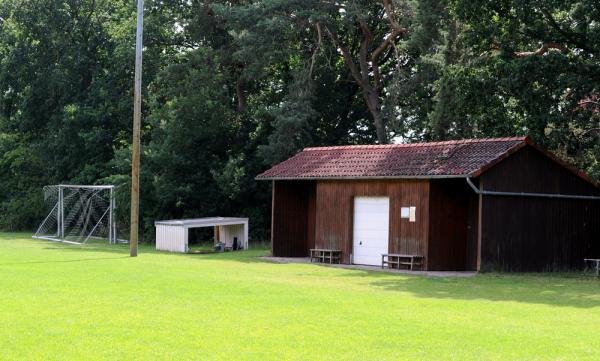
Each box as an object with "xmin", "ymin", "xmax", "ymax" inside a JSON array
[
  {"xmin": 363, "ymin": 89, "xmax": 387, "ymax": 143},
  {"xmin": 235, "ymin": 78, "xmax": 246, "ymax": 112}
]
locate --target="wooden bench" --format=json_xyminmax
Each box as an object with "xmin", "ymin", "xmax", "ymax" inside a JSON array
[
  {"xmin": 310, "ymin": 249, "xmax": 342, "ymax": 264},
  {"xmin": 382, "ymin": 254, "xmax": 424, "ymax": 271},
  {"xmin": 584, "ymin": 258, "xmax": 600, "ymax": 277}
]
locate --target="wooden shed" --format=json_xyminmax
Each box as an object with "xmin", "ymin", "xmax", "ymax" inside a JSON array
[{"xmin": 256, "ymin": 137, "xmax": 600, "ymax": 272}]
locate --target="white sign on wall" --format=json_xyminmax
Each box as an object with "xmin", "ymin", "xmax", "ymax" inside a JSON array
[
  {"xmin": 401, "ymin": 207, "xmax": 410, "ymax": 219},
  {"xmin": 401, "ymin": 206, "xmax": 417, "ymax": 222},
  {"xmin": 409, "ymin": 206, "xmax": 416, "ymax": 222}
]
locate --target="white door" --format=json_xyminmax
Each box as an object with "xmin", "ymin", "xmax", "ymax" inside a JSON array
[{"xmin": 352, "ymin": 197, "xmax": 390, "ymax": 266}]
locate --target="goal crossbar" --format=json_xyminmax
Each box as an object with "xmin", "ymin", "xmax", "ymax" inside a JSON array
[{"xmin": 57, "ymin": 184, "xmax": 115, "ymax": 189}]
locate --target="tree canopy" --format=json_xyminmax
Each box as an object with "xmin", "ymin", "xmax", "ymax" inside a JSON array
[{"xmin": 0, "ymin": 0, "xmax": 598, "ymax": 239}]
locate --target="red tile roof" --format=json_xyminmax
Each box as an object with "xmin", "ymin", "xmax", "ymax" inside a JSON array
[{"xmin": 257, "ymin": 137, "xmax": 531, "ymax": 180}]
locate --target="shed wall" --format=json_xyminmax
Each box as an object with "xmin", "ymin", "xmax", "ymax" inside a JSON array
[
  {"xmin": 482, "ymin": 146, "xmax": 600, "ymax": 195},
  {"xmin": 428, "ymin": 179, "xmax": 475, "ymax": 271},
  {"xmin": 313, "ymin": 180, "xmax": 430, "ymax": 266},
  {"xmin": 479, "ymin": 146, "xmax": 600, "ymax": 271},
  {"xmin": 155, "ymin": 225, "xmax": 188, "ymax": 253},
  {"xmin": 271, "ymin": 181, "xmax": 316, "ymax": 257}
]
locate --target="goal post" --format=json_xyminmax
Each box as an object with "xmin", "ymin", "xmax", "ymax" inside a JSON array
[{"xmin": 34, "ymin": 185, "xmax": 119, "ymax": 244}]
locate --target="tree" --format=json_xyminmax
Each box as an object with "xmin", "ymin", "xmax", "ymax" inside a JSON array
[
  {"xmin": 315, "ymin": 0, "xmax": 411, "ymax": 143},
  {"xmin": 0, "ymin": 0, "xmax": 178, "ymax": 230},
  {"xmin": 438, "ymin": 0, "xmax": 600, "ymax": 174}
]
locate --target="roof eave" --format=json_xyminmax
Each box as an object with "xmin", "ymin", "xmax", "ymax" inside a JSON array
[{"xmin": 255, "ymin": 174, "xmax": 468, "ymax": 181}]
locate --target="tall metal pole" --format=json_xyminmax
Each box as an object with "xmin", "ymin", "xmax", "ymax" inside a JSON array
[{"xmin": 130, "ymin": 0, "xmax": 144, "ymax": 257}]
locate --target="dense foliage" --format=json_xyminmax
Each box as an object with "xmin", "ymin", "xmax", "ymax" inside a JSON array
[{"xmin": 0, "ymin": 0, "xmax": 598, "ymax": 240}]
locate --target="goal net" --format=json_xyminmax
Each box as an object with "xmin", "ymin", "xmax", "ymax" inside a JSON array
[{"xmin": 33, "ymin": 185, "xmax": 118, "ymax": 244}]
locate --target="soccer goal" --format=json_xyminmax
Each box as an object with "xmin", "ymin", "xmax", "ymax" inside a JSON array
[{"xmin": 33, "ymin": 185, "xmax": 118, "ymax": 244}]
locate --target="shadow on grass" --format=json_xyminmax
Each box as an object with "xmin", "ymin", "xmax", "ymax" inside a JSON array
[
  {"xmin": 177, "ymin": 249, "xmax": 270, "ymax": 263},
  {"xmin": 0, "ymin": 255, "xmax": 129, "ymax": 266},
  {"xmin": 41, "ymin": 241, "xmax": 271, "ymax": 263},
  {"xmin": 42, "ymin": 246, "xmax": 134, "ymax": 255},
  {"xmin": 206, "ymin": 255, "xmax": 600, "ymax": 308},
  {"xmin": 328, "ymin": 268, "xmax": 600, "ymax": 309}
]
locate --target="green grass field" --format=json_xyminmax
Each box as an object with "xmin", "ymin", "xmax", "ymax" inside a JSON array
[{"xmin": 1, "ymin": 233, "xmax": 599, "ymax": 360}]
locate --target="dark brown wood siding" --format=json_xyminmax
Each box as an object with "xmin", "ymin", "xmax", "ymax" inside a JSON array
[
  {"xmin": 479, "ymin": 145, "xmax": 600, "ymax": 271},
  {"xmin": 314, "ymin": 180, "xmax": 430, "ymax": 266},
  {"xmin": 466, "ymin": 185, "xmax": 480, "ymax": 271},
  {"xmin": 482, "ymin": 146, "xmax": 600, "ymax": 195},
  {"xmin": 271, "ymin": 180, "xmax": 316, "ymax": 257},
  {"xmin": 428, "ymin": 179, "xmax": 475, "ymax": 271}
]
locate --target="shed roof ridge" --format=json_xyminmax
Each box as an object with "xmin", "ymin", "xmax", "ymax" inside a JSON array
[{"xmin": 303, "ymin": 136, "xmax": 528, "ymax": 151}]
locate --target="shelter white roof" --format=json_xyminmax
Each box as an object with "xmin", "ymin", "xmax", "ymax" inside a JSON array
[{"xmin": 154, "ymin": 217, "xmax": 248, "ymax": 228}]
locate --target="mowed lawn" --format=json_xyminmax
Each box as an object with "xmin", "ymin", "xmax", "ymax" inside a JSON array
[{"xmin": 1, "ymin": 233, "xmax": 600, "ymax": 360}]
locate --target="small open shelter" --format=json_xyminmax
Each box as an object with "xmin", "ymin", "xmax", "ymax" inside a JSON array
[
  {"xmin": 256, "ymin": 137, "xmax": 600, "ymax": 272},
  {"xmin": 155, "ymin": 217, "xmax": 249, "ymax": 253}
]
